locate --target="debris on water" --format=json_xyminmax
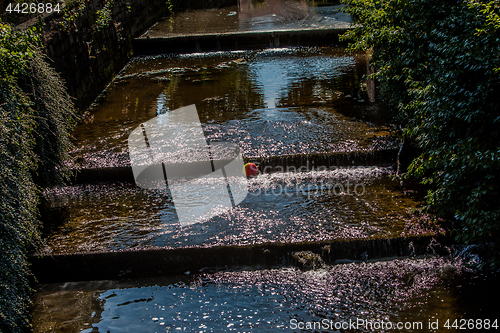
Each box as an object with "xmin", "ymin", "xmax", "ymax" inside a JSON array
[
  {"xmin": 232, "ymin": 58, "xmax": 247, "ymax": 64},
  {"xmin": 292, "ymin": 251, "xmax": 324, "ymax": 270}
]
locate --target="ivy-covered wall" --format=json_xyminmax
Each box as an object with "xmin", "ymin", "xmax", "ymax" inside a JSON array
[{"xmin": 0, "ymin": 24, "xmax": 77, "ymax": 333}]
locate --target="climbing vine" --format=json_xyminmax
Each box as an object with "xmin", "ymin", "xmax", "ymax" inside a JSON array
[
  {"xmin": 0, "ymin": 23, "xmax": 78, "ymax": 332},
  {"xmin": 58, "ymin": 0, "xmax": 86, "ymax": 30},
  {"xmin": 96, "ymin": 0, "xmax": 114, "ymax": 30},
  {"xmin": 341, "ymin": 0, "xmax": 500, "ymax": 265}
]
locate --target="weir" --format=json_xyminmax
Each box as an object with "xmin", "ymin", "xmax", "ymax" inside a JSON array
[
  {"xmin": 41, "ymin": 167, "xmax": 437, "ymax": 254},
  {"xmin": 34, "ymin": 28, "xmax": 428, "ymax": 283},
  {"xmin": 133, "ymin": 1, "xmax": 351, "ymax": 54},
  {"xmin": 70, "ymin": 47, "xmax": 394, "ymax": 170},
  {"xmin": 31, "ymin": 235, "xmax": 450, "ymax": 284},
  {"xmin": 69, "ymin": 148, "xmax": 421, "ymax": 184},
  {"xmin": 133, "ymin": 28, "xmax": 350, "ymax": 55}
]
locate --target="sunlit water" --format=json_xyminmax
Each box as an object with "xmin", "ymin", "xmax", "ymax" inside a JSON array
[
  {"xmin": 72, "ymin": 47, "xmax": 393, "ymax": 168},
  {"xmin": 31, "ymin": 257, "xmax": 499, "ymax": 332},
  {"xmin": 40, "ymin": 167, "xmax": 441, "ymax": 255},
  {"xmin": 143, "ymin": 0, "xmax": 352, "ymax": 38},
  {"xmin": 34, "ymin": 29, "xmax": 495, "ymax": 333}
]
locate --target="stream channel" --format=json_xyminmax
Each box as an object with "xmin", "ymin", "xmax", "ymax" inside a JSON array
[{"xmin": 31, "ymin": 1, "xmax": 499, "ymax": 332}]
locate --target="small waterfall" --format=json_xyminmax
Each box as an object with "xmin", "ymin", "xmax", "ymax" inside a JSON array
[
  {"xmin": 68, "ymin": 148, "xmax": 426, "ymax": 184},
  {"xmin": 244, "ymin": 149, "xmax": 402, "ymax": 174},
  {"xmin": 30, "ymin": 235, "xmax": 451, "ymax": 283}
]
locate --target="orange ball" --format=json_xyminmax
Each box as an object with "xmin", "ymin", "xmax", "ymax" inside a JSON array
[{"xmin": 244, "ymin": 163, "xmax": 258, "ymax": 177}]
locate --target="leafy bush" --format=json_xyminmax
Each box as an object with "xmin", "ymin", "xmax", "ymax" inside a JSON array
[
  {"xmin": 341, "ymin": 0, "xmax": 500, "ymax": 262},
  {"xmin": 95, "ymin": 0, "xmax": 114, "ymax": 31},
  {"xmin": 0, "ymin": 23, "xmax": 77, "ymax": 332},
  {"xmin": 58, "ymin": 0, "xmax": 87, "ymax": 31}
]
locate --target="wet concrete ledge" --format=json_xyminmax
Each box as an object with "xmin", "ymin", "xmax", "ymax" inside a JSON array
[
  {"xmin": 30, "ymin": 235, "xmax": 450, "ymax": 284},
  {"xmin": 70, "ymin": 148, "xmax": 414, "ymax": 184},
  {"xmin": 133, "ymin": 28, "xmax": 350, "ymax": 55}
]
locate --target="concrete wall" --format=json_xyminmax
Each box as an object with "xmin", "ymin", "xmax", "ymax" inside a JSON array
[{"xmin": 40, "ymin": 0, "xmax": 237, "ymax": 112}]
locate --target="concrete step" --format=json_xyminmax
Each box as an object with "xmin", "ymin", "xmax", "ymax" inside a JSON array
[{"xmin": 133, "ymin": 28, "xmax": 350, "ymax": 55}]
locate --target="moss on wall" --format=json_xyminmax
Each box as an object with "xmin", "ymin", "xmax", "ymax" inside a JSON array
[{"xmin": 40, "ymin": 0, "xmax": 237, "ymax": 112}]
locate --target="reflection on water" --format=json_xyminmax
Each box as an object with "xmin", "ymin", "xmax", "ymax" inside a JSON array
[
  {"xmin": 31, "ymin": 258, "xmax": 500, "ymax": 332},
  {"xmin": 143, "ymin": 0, "xmax": 351, "ymax": 38},
  {"xmin": 40, "ymin": 167, "xmax": 440, "ymax": 255},
  {"xmin": 72, "ymin": 48, "xmax": 394, "ymax": 168},
  {"xmin": 249, "ymin": 53, "xmax": 354, "ymax": 108}
]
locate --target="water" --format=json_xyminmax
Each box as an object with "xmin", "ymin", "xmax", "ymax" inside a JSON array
[
  {"xmin": 143, "ymin": 0, "xmax": 351, "ymax": 38},
  {"xmin": 72, "ymin": 47, "xmax": 392, "ymax": 169},
  {"xmin": 31, "ymin": 257, "xmax": 499, "ymax": 332},
  {"xmin": 33, "ymin": 16, "xmax": 494, "ymax": 332},
  {"xmin": 41, "ymin": 167, "xmax": 440, "ymax": 255}
]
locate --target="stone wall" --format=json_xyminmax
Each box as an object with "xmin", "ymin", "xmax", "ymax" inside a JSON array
[{"xmin": 40, "ymin": 0, "xmax": 237, "ymax": 112}]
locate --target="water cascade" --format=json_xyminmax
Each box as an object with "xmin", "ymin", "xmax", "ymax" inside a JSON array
[{"xmin": 30, "ymin": 2, "xmax": 497, "ymax": 332}]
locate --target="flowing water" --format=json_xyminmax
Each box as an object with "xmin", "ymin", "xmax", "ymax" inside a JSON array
[
  {"xmin": 31, "ymin": 28, "xmax": 488, "ymax": 332},
  {"xmin": 143, "ymin": 0, "xmax": 351, "ymax": 38},
  {"xmin": 72, "ymin": 47, "xmax": 392, "ymax": 169},
  {"xmin": 41, "ymin": 167, "xmax": 439, "ymax": 255},
  {"xmin": 31, "ymin": 258, "xmax": 499, "ymax": 332}
]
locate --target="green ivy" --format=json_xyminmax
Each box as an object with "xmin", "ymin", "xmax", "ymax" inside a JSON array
[
  {"xmin": 0, "ymin": 23, "xmax": 78, "ymax": 332},
  {"xmin": 96, "ymin": 0, "xmax": 114, "ymax": 31},
  {"xmin": 341, "ymin": 0, "xmax": 500, "ymax": 265},
  {"xmin": 59, "ymin": 0, "xmax": 87, "ymax": 31}
]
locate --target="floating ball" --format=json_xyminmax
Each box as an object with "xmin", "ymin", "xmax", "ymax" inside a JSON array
[{"xmin": 244, "ymin": 163, "xmax": 258, "ymax": 177}]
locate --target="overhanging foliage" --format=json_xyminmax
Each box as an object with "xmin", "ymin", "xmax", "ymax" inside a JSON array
[
  {"xmin": 0, "ymin": 23, "xmax": 78, "ymax": 332},
  {"xmin": 341, "ymin": 0, "xmax": 500, "ymax": 261}
]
